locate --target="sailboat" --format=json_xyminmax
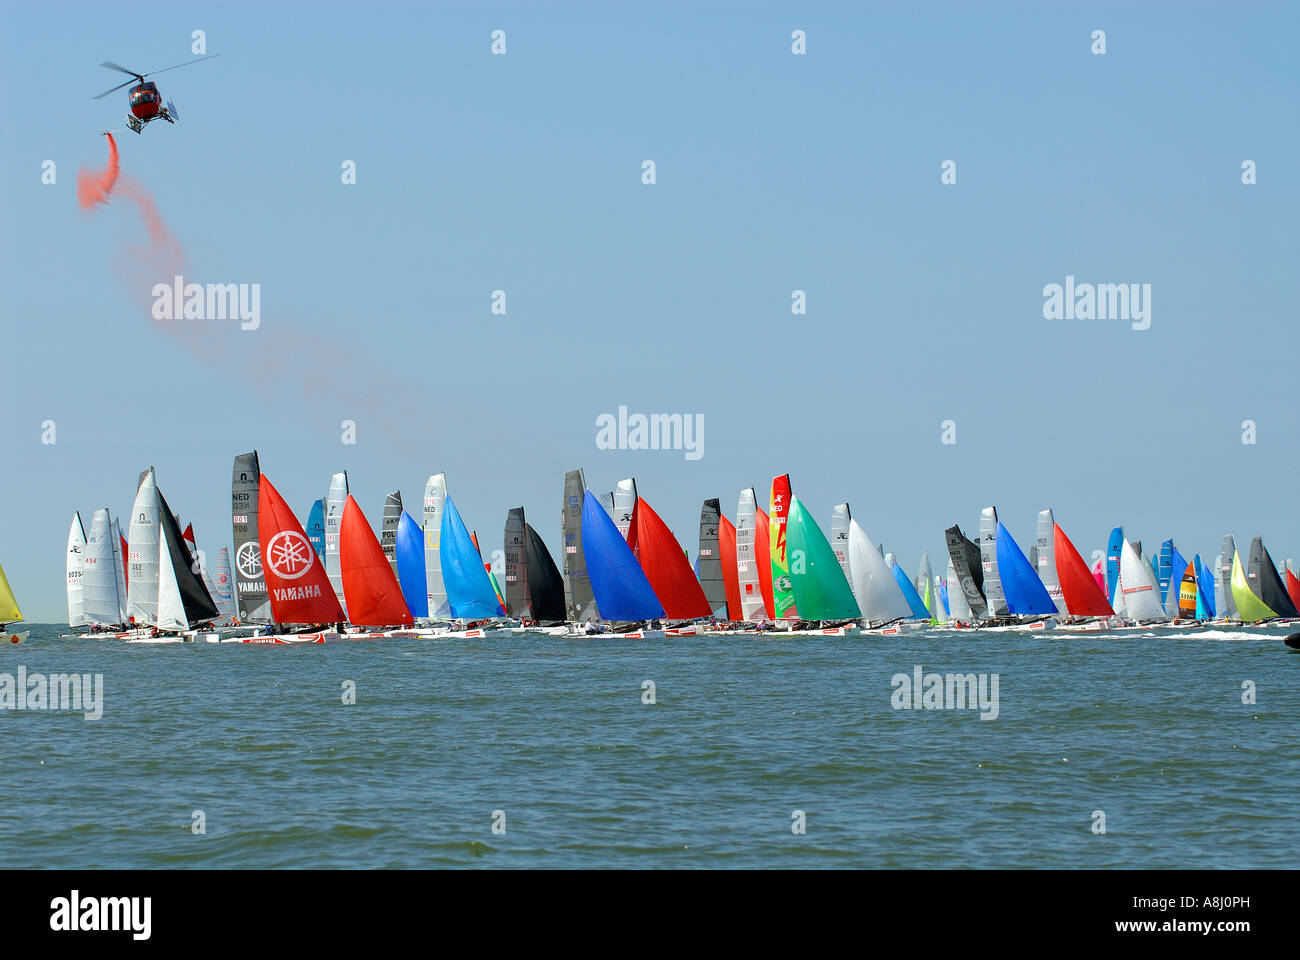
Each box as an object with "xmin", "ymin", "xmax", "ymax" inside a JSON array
[
  {"xmin": 324, "ymin": 471, "xmax": 349, "ymax": 617},
  {"xmin": 627, "ymin": 495, "xmax": 710, "ymax": 628},
  {"xmin": 380, "ymin": 491, "xmax": 403, "ymax": 584},
  {"xmin": 306, "ymin": 498, "xmax": 326, "ymax": 559},
  {"xmin": 1245, "ymin": 536, "xmax": 1299, "ymax": 620},
  {"xmin": 735, "ymin": 487, "xmax": 775, "ymax": 624},
  {"xmin": 914, "ymin": 551, "xmax": 940, "ymax": 623},
  {"xmin": 580, "ymin": 488, "xmax": 665, "ymax": 637},
  {"xmin": 503, "ymin": 507, "xmax": 528, "ymax": 619},
  {"xmin": 1, "ymin": 555, "xmax": 26, "ymax": 643},
  {"xmin": 1048, "ymin": 518, "xmax": 1114, "ymax": 630},
  {"xmin": 340, "ymin": 494, "xmax": 414, "ymax": 631},
  {"xmin": 561, "ymin": 469, "xmax": 599, "ymax": 623},
  {"xmin": 838, "ymin": 507, "xmax": 912, "ymax": 631},
  {"xmin": 944, "ymin": 524, "xmax": 987, "ymax": 625},
  {"xmin": 1034, "ymin": 509, "xmax": 1065, "ymax": 614},
  {"xmin": 232, "ymin": 452, "xmax": 272, "ymax": 624},
  {"xmin": 182, "ymin": 522, "xmax": 232, "ymax": 626},
  {"xmin": 782, "ymin": 494, "xmax": 860, "ymax": 634},
  {"xmin": 78, "ymin": 508, "xmax": 129, "ymax": 632},
  {"xmin": 887, "ymin": 553, "xmax": 932, "ymax": 622},
  {"xmin": 423, "ymin": 472, "xmax": 451, "ymax": 621},
  {"xmin": 971, "ymin": 508, "xmax": 1056, "ymax": 629},
  {"xmin": 212, "ymin": 547, "xmax": 238, "ymax": 621},
  {"xmin": 66, "ymin": 512, "xmax": 87, "ymax": 628},
  {"xmin": 1113, "ymin": 537, "xmax": 1169, "ymax": 624},
  {"xmin": 523, "ymin": 513, "xmax": 567, "ymax": 628},
  {"xmin": 396, "ymin": 509, "xmax": 428, "ymax": 619},
  {"xmin": 1193, "ymin": 554, "xmax": 1217, "ymax": 620},
  {"xmin": 769, "ymin": 475, "xmax": 799, "ymax": 624},
  {"xmin": 1214, "ymin": 535, "xmax": 1240, "ymax": 622},
  {"xmin": 433, "ymin": 495, "xmax": 508, "ymax": 636},
  {"xmin": 697, "ymin": 499, "xmax": 728, "ymax": 621}
]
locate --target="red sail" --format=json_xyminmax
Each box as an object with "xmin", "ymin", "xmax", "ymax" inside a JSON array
[
  {"xmin": 340, "ymin": 495, "xmax": 413, "ymax": 626},
  {"xmin": 1053, "ymin": 523, "xmax": 1114, "ymax": 617},
  {"xmin": 718, "ymin": 514, "xmax": 741, "ymax": 620},
  {"xmin": 1287, "ymin": 569, "xmax": 1300, "ymax": 614},
  {"xmin": 120, "ymin": 531, "xmax": 129, "ymax": 590},
  {"xmin": 259, "ymin": 475, "xmax": 344, "ymax": 624},
  {"xmin": 182, "ymin": 523, "xmax": 195, "ymax": 546},
  {"xmin": 755, "ymin": 506, "xmax": 775, "ymax": 619},
  {"xmin": 632, "ymin": 497, "xmax": 710, "ymax": 619}
]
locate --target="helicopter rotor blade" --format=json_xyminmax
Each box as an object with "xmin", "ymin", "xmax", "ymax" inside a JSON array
[
  {"xmin": 99, "ymin": 61, "xmax": 145, "ymax": 80},
  {"xmin": 93, "ymin": 78, "xmax": 137, "ymax": 100},
  {"xmin": 139, "ymin": 52, "xmax": 221, "ymax": 80}
]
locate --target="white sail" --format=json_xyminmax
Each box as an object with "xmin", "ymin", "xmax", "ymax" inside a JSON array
[
  {"xmin": 946, "ymin": 559, "xmax": 972, "ymax": 620},
  {"xmin": 932, "ymin": 576, "xmax": 949, "ymax": 623},
  {"xmin": 156, "ymin": 523, "xmax": 189, "ymax": 632},
  {"xmin": 112, "ymin": 517, "xmax": 129, "ymax": 623},
  {"xmin": 613, "ymin": 478, "xmax": 638, "ymax": 540},
  {"xmin": 66, "ymin": 512, "xmax": 88, "ymax": 626},
  {"xmin": 213, "ymin": 546, "xmax": 237, "ymax": 619},
  {"xmin": 325, "ymin": 471, "xmax": 349, "ymax": 613},
  {"xmin": 735, "ymin": 487, "xmax": 766, "ymax": 621},
  {"xmin": 979, "ymin": 506, "xmax": 1009, "ymax": 617},
  {"xmin": 830, "ymin": 503, "xmax": 852, "ymax": 585},
  {"xmin": 423, "ymin": 473, "xmax": 450, "ymax": 619},
  {"xmin": 915, "ymin": 550, "xmax": 935, "ymax": 616},
  {"xmin": 82, "ymin": 509, "xmax": 123, "ymax": 625},
  {"xmin": 1215, "ymin": 534, "xmax": 1238, "ymax": 620},
  {"xmin": 1119, "ymin": 538, "xmax": 1167, "ymax": 621},
  {"xmin": 127, "ymin": 468, "xmax": 160, "ymax": 625},
  {"xmin": 848, "ymin": 519, "xmax": 912, "ymax": 625},
  {"xmin": 1035, "ymin": 508, "xmax": 1064, "ymax": 613}
]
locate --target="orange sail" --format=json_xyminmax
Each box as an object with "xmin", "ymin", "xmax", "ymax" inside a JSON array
[
  {"xmin": 1287, "ymin": 569, "xmax": 1300, "ymax": 614},
  {"xmin": 755, "ymin": 506, "xmax": 776, "ymax": 619},
  {"xmin": 632, "ymin": 497, "xmax": 710, "ymax": 619},
  {"xmin": 340, "ymin": 495, "xmax": 413, "ymax": 626},
  {"xmin": 259, "ymin": 476, "xmax": 345, "ymax": 624},
  {"xmin": 718, "ymin": 514, "xmax": 741, "ymax": 620},
  {"xmin": 1053, "ymin": 522, "xmax": 1114, "ymax": 617}
]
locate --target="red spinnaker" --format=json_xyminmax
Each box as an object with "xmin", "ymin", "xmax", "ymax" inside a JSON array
[
  {"xmin": 632, "ymin": 497, "xmax": 711, "ymax": 619},
  {"xmin": 1054, "ymin": 523, "xmax": 1114, "ymax": 617},
  {"xmin": 1286, "ymin": 569, "xmax": 1300, "ymax": 614},
  {"xmin": 121, "ymin": 532, "xmax": 130, "ymax": 591},
  {"xmin": 340, "ymin": 495, "xmax": 413, "ymax": 626},
  {"xmin": 259, "ymin": 475, "xmax": 344, "ymax": 624},
  {"xmin": 755, "ymin": 506, "xmax": 775, "ymax": 619},
  {"xmin": 718, "ymin": 514, "xmax": 741, "ymax": 621}
]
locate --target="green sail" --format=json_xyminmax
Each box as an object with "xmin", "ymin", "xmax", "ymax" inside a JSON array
[
  {"xmin": 1231, "ymin": 550, "xmax": 1275, "ymax": 622},
  {"xmin": 786, "ymin": 495, "xmax": 861, "ymax": 620}
]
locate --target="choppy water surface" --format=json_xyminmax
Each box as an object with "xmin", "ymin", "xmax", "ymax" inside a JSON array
[{"xmin": 2, "ymin": 624, "xmax": 1297, "ymax": 868}]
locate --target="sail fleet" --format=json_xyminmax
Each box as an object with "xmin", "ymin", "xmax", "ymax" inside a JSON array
[{"xmin": 27, "ymin": 452, "xmax": 1300, "ymax": 643}]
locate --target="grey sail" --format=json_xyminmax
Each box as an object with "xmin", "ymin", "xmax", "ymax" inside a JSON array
[
  {"xmin": 562, "ymin": 468, "xmax": 598, "ymax": 621},
  {"xmin": 381, "ymin": 490, "xmax": 403, "ymax": 583},
  {"xmin": 325, "ymin": 471, "xmax": 349, "ymax": 614},
  {"xmin": 1034, "ymin": 508, "xmax": 1064, "ymax": 613},
  {"xmin": 1216, "ymin": 534, "xmax": 1238, "ymax": 620},
  {"xmin": 830, "ymin": 503, "xmax": 851, "ymax": 585},
  {"xmin": 127, "ymin": 467, "xmax": 160, "ymax": 626},
  {"xmin": 598, "ymin": 491, "xmax": 616, "ymax": 521},
  {"xmin": 231, "ymin": 452, "xmax": 271, "ymax": 622},
  {"xmin": 944, "ymin": 524, "xmax": 987, "ymax": 620},
  {"xmin": 1249, "ymin": 536, "xmax": 1298, "ymax": 617},
  {"xmin": 613, "ymin": 478, "xmax": 638, "ymax": 539},
  {"xmin": 979, "ymin": 506, "xmax": 1009, "ymax": 617},
  {"xmin": 697, "ymin": 498, "xmax": 726, "ymax": 617},
  {"xmin": 1027, "ymin": 545, "xmax": 1038, "ymax": 569},
  {"xmin": 946, "ymin": 559, "xmax": 972, "ymax": 620},
  {"xmin": 423, "ymin": 473, "xmax": 450, "ymax": 619},
  {"xmin": 735, "ymin": 487, "xmax": 765, "ymax": 621},
  {"xmin": 111, "ymin": 517, "xmax": 129, "ymax": 624},
  {"xmin": 915, "ymin": 550, "xmax": 934, "ymax": 616},
  {"xmin": 504, "ymin": 507, "xmax": 530, "ymax": 617}
]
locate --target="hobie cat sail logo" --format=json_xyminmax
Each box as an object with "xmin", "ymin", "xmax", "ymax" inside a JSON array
[
  {"xmin": 266, "ymin": 531, "xmax": 313, "ymax": 580},
  {"xmin": 151, "ymin": 274, "xmax": 261, "ymax": 331},
  {"xmin": 595, "ymin": 406, "xmax": 704, "ymax": 461}
]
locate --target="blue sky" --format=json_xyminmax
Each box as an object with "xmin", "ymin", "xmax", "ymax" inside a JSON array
[{"xmin": 3, "ymin": 1, "xmax": 1297, "ymax": 619}]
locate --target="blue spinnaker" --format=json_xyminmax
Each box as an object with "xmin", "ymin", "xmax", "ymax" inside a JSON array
[
  {"xmin": 1157, "ymin": 539, "xmax": 1175, "ymax": 603},
  {"xmin": 440, "ymin": 496, "xmax": 502, "ymax": 618},
  {"xmin": 1194, "ymin": 554, "xmax": 1216, "ymax": 618},
  {"xmin": 1166, "ymin": 546, "xmax": 1187, "ymax": 613},
  {"xmin": 996, "ymin": 522, "xmax": 1057, "ymax": 615},
  {"xmin": 581, "ymin": 489, "xmax": 664, "ymax": 621},
  {"xmin": 890, "ymin": 560, "xmax": 931, "ymax": 619},
  {"xmin": 396, "ymin": 510, "xmax": 428, "ymax": 618},
  {"xmin": 1106, "ymin": 526, "xmax": 1124, "ymax": 602},
  {"xmin": 306, "ymin": 498, "xmax": 325, "ymax": 559}
]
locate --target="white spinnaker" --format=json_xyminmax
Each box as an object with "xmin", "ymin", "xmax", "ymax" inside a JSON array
[
  {"xmin": 325, "ymin": 471, "xmax": 348, "ymax": 613},
  {"xmin": 946, "ymin": 559, "xmax": 972, "ymax": 620},
  {"xmin": 127, "ymin": 469, "xmax": 160, "ymax": 626},
  {"xmin": 830, "ymin": 503, "xmax": 852, "ymax": 585},
  {"xmin": 848, "ymin": 519, "xmax": 912, "ymax": 625},
  {"xmin": 423, "ymin": 473, "xmax": 450, "ymax": 619},
  {"xmin": 213, "ymin": 547, "xmax": 237, "ymax": 619},
  {"xmin": 66, "ymin": 512, "xmax": 87, "ymax": 626},
  {"xmin": 112, "ymin": 517, "xmax": 129, "ymax": 623},
  {"xmin": 1120, "ymin": 538, "xmax": 1167, "ymax": 621},
  {"xmin": 613, "ymin": 478, "xmax": 638, "ymax": 540},
  {"xmin": 1035, "ymin": 508, "xmax": 1064, "ymax": 613},
  {"xmin": 82, "ymin": 509, "xmax": 122, "ymax": 624},
  {"xmin": 735, "ymin": 487, "xmax": 766, "ymax": 621},
  {"xmin": 156, "ymin": 523, "xmax": 189, "ymax": 632}
]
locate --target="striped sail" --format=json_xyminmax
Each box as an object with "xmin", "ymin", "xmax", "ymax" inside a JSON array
[
  {"xmin": 735, "ymin": 487, "xmax": 766, "ymax": 621},
  {"xmin": 127, "ymin": 468, "xmax": 160, "ymax": 626},
  {"xmin": 423, "ymin": 473, "xmax": 450, "ymax": 619},
  {"xmin": 66, "ymin": 512, "xmax": 88, "ymax": 626},
  {"xmin": 978, "ymin": 507, "xmax": 1009, "ymax": 617},
  {"xmin": 325, "ymin": 471, "xmax": 349, "ymax": 614},
  {"xmin": 82, "ymin": 509, "xmax": 122, "ymax": 625}
]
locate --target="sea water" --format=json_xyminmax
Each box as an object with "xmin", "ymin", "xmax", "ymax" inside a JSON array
[{"xmin": 1, "ymin": 624, "xmax": 1297, "ymax": 868}]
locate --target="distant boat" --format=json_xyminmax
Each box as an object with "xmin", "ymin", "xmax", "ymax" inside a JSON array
[
  {"xmin": 0, "ymin": 554, "xmax": 26, "ymax": 643},
  {"xmin": 561, "ymin": 469, "xmax": 598, "ymax": 622},
  {"xmin": 341, "ymin": 494, "xmax": 413, "ymax": 627},
  {"xmin": 843, "ymin": 509, "xmax": 911, "ymax": 626},
  {"xmin": 1246, "ymin": 536, "xmax": 1299, "ymax": 619},
  {"xmin": 439, "ymin": 497, "xmax": 501, "ymax": 620},
  {"xmin": 232, "ymin": 452, "xmax": 272, "ymax": 623},
  {"xmin": 396, "ymin": 509, "xmax": 428, "ymax": 619},
  {"xmin": 914, "ymin": 551, "xmax": 939, "ymax": 621},
  {"xmin": 629, "ymin": 496, "xmax": 711, "ymax": 620},
  {"xmin": 1230, "ymin": 547, "xmax": 1275, "ymax": 622},
  {"xmin": 735, "ymin": 487, "xmax": 775, "ymax": 622},
  {"xmin": 581, "ymin": 488, "xmax": 664, "ymax": 623},
  {"xmin": 783, "ymin": 495, "xmax": 859, "ymax": 622},
  {"xmin": 212, "ymin": 547, "xmax": 238, "ymax": 621},
  {"xmin": 306, "ymin": 498, "xmax": 325, "ymax": 560},
  {"xmin": 1215, "ymin": 535, "xmax": 1239, "ymax": 621},
  {"xmin": 1034, "ymin": 509, "xmax": 1065, "ymax": 613},
  {"xmin": 423, "ymin": 473, "xmax": 450, "ymax": 619},
  {"xmin": 697, "ymin": 499, "xmax": 728, "ymax": 619},
  {"xmin": 1051, "ymin": 520, "xmax": 1114, "ymax": 619},
  {"xmin": 1193, "ymin": 554, "xmax": 1216, "ymax": 619},
  {"xmin": 259, "ymin": 474, "xmax": 345, "ymax": 627},
  {"xmin": 1106, "ymin": 526, "xmax": 1124, "ymax": 603},
  {"xmin": 1162, "ymin": 543, "xmax": 1188, "ymax": 616},
  {"xmin": 380, "ymin": 490, "xmax": 403, "ymax": 584},
  {"xmin": 325, "ymin": 471, "xmax": 349, "ymax": 616},
  {"xmin": 944, "ymin": 523, "xmax": 987, "ymax": 620},
  {"xmin": 82, "ymin": 509, "xmax": 128, "ymax": 627},
  {"xmin": 768, "ymin": 475, "xmax": 798, "ymax": 621},
  {"xmin": 66, "ymin": 512, "xmax": 87, "ymax": 627}
]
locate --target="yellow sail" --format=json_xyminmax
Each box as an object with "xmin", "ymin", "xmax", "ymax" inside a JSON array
[
  {"xmin": 0, "ymin": 559, "xmax": 21, "ymax": 622},
  {"xmin": 1230, "ymin": 550, "xmax": 1275, "ymax": 622}
]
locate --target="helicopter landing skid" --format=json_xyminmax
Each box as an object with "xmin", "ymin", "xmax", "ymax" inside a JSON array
[{"xmin": 125, "ymin": 115, "xmax": 144, "ymax": 134}]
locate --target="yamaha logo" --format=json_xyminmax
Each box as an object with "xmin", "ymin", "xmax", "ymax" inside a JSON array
[
  {"xmin": 235, "ymin": 540, "xmax": 263, "ymax": 579},
  {"xmin": 266, "ymin": 530, "xmax": 313, "ymax": 580}
]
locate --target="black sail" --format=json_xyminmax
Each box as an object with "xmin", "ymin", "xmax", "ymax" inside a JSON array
[
  {"xmin": 504, "ymin": 507, "xmax": 530, "ymax": 617},
  {"xmin": 561, "ymin": 468, "xmax": 597, "ymax": 620},
  {"xmin": 231, "ymin": 451, "xmax": 270, "ymax": 622},
  {"xmin": 524, "ymin": 522, "xmax": 567, "ymax": 623},
  {"xmin": 1251, "ymin": 537, "xmax": 1299, "ymax": 618},
  {"xmin": 945, "ymin": 524, "xmax": 988, "ymax": 619},
  {"xmin": 158, "ymin": 488, "xmax": 218, "ymax": 625},
  {"xmin": 697, "ymin": 498, "xmax": 726, "ymax": 616}
]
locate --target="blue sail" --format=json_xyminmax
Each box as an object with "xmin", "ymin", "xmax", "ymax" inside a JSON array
[
  {"xmin": 939, "ymin": 576, "xmax": 950, "ymax": 616},
  {"xmin": 890, "ymin": 559, "xmax": 931, "ymax": 619},
  {"xmin": 396, "ymin": 510, "xmax": 428, "ymax": 618},
  {"xmin": 1157, "ymin": 539, "xmax": 1175, "ymax": 603},
  {"xmin": 1106, "ymin": 526, "xmax": 1124, "ymax": 602},
  {"xmin": 1194, "ymin": 553, "xmax": 1216, "ymax": 618},
  {"xmin": 1165, "ymin": 546, "xmax": 1187, "ymax": 612},
  {"xmin": 439, "ymin": 496, "xmax": 502, "ymax": 618},
  {"xmin": 581, "ymin": 489, "xmax": 664, "ymax": 621},
  {"xmin": 306, "ymin": 498, "xmax": 325, "ymax": 559},
  {"xmin": 996, "ymin": 522, "xmax": 1056, "ymax": 615}
]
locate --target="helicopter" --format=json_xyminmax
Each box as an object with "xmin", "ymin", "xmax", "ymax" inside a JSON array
[{"xmin": 93, "ymin": 54, "xmax": 219, "ymax": 133}]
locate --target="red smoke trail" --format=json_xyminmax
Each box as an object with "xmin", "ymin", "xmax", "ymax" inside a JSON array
[{"xmin": 76, "ymin": 133, "xmax": 120, "ymax": 208}]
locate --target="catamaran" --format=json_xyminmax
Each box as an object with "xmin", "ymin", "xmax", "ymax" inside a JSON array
[{"xmin": 1, "ymin": 555, "xmax": 26, "ymax": 644}]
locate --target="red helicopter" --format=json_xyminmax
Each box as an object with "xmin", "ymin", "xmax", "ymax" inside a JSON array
[{"xmin": 93, "ymin": 54, "xmax": 219, "ymax": 134}]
